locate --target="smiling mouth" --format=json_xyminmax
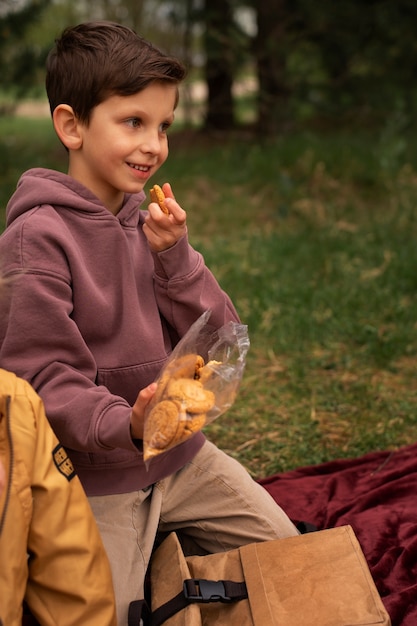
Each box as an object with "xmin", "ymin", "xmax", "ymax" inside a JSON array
[{"xmin": 128, "ymin": 163, "xmax": 150, "ymax": 172}]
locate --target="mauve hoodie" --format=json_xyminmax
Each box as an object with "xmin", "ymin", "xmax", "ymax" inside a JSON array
[{"xmin": 0, "ymin": 168, "xmax": 239, "ymax": 495}]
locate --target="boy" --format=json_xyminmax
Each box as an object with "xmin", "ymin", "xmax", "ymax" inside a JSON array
[{"xmin": 0, "ymin": 21, "xmax": 298, "ymax": 624}]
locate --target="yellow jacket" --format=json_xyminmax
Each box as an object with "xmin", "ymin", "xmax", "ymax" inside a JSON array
[{"xmin": 0, "ymin": 369, "xmax": 117, "ymax": 626}]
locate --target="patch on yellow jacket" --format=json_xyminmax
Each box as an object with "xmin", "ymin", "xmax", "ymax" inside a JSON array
[{"xmin": 53, "ymin": 444, "xmax": 76, "ymax": 481}]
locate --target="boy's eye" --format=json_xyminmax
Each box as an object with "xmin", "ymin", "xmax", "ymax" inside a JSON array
[
  {"xmin": 126, "ymin": 118, "xmax": 141, "ymax": 128},
  {"xmin": 160, "ymin": 121, "xmax": 173, "ymax": 133}
]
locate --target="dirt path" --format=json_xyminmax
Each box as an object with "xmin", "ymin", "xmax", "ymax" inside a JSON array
[{"xmin": 15, "ymin": 100, "xmax": 50, "ymax": 117}]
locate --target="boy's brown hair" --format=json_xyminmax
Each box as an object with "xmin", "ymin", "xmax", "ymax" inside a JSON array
[{"xmin": 46, "ymin": 21, "xmax": 186, "ymax": 124}]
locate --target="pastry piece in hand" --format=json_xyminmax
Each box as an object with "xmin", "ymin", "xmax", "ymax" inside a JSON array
[
  {"xmin": 169, "ymin": 354, "xmax": 205, "ymax": 380},
  {"xmin": 150, "ymin": 184, "xmax": 169, "ymax": 215},
  {"xmin": 144, "ymin": 399, "xmax": 184, "ymax": 450},
  {"xmin": 175, "ymin": 413, "xmax": 207, "ymax": 446},
  {"xmin": 153, "ymin": 354, "xmax": 205, "ymax": 404},
  {"xmin": 196, "ymin": 360, "xmax": 223, "ymax": 384},
  {"xmin": 144, "ymin": 354, "xmax": 219, "ymax": 460},
  {"xmin": 166, "ymin": 379, "xmax": 215, "ymax": 414}
]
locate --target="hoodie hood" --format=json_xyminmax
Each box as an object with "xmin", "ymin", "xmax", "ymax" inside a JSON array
[{"xmin": 6, "ymin": 168, "xmax": 146, "ymax": 227}]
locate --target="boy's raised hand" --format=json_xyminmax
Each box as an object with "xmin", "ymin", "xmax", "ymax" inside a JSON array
[{"xmin": 143, "ymin": 183, "xmax": 187, "ymax": 252}]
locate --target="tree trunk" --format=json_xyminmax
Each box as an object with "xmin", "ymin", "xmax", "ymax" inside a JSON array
[
  {"xmin": 202, "ymin": 0, "xmax": 235, "ymax": 131},
  {"xmin": 254, "ymin": 0, "xmax": 289, "ymax": 137}
]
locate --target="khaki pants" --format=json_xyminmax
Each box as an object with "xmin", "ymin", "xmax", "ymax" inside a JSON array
[{"xmin": 89, "ymin": 440, "xmax": 298, "ymax": 626}]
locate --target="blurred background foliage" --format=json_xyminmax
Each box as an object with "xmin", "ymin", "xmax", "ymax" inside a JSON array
[
  {"xmin": 2, "ymin": 0, "xmax": 417, "ymax": 472},
  {"xmin": 1, "ymin": 0, "xmax": 417, "ymax": 134}
]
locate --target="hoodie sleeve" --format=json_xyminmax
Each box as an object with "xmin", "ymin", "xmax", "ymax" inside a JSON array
[
  {"xmin": 1, "ymin": 268, "xmax": 136, "ymax": 454},
  {"xmin": 0, "ymin": 210, "xmax": 136, "ymax": 455},
  {"xmin": 151, "ymin": 233, "xmax": 240, "ymax": 335}
]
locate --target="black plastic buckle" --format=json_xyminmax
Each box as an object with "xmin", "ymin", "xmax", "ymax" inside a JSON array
[{"xmin": 183, "ymin": 579, "xmax": 232, "ymax": 604}]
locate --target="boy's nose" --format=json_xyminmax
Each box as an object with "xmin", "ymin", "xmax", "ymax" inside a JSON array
[{"xmin": 141, "ymin": 130, "xmax": 161, "ymax": 155}]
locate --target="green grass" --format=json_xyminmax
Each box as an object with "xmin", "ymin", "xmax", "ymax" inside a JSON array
[
  {"xmin": 2, "ymin": 116, "xmax": 417, "ymax": 478},
  {"xmin": 0, "ymin": 116, "xmax": 64, "ymax": 227}
]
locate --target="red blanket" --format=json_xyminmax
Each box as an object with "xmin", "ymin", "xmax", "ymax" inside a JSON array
[{"xmin": 259, "ymin": 443, "xmax": 417, "ymax": 626}]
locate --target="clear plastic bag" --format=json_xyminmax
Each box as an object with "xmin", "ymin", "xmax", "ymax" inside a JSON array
[{"xmin": 143, "ymin": 310, "xmax": 250, "ymax": 463}]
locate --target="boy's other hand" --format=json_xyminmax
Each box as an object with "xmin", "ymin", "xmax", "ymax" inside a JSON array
[
  {"xmin": 130, "ymin": 382, "xmax": 157, "ymax": 440},
  {"xmin": 143, "ymin": 182, "xmax": 187, "ymax": 252}
]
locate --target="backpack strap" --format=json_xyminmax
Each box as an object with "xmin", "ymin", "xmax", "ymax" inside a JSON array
[
  {"xmin": 151, "ymin": 578, "xmax": 248, "ymax": 626},
  {"xmin": 128, "ymin": 599, "xmax": 151, "ymax": 626}
]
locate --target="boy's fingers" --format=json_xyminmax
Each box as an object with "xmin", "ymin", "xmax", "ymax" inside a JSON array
[
  {"xmin": 161, "ymin": 182, "xmax": 174, "ymax": 200},
  {"xmin": 140, "ymin": 382, "xmax": 157, "ymax": 404}
]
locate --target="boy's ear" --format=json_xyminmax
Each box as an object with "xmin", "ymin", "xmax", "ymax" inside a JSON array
[{"xmin": 53, "ymin": 104, "xmax": 83, "ymax": 150}]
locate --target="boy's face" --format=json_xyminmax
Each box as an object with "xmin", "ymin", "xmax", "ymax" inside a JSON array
[{"xmin": 68, "ymin": 82, "xmax": 177, "ymax": 214}]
